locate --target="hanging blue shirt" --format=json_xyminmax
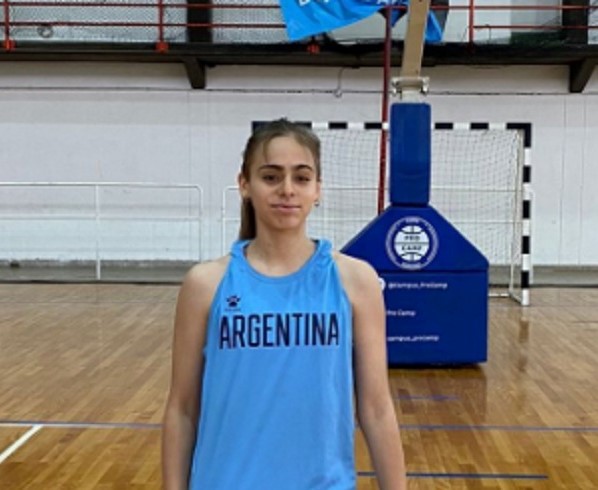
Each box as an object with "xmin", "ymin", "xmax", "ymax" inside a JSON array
[{"xmin": 189, "ymin": 239, "xmax": 355, "ymax": 490}]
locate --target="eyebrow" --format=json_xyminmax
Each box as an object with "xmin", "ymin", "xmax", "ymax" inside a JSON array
[{"xmin": 257, "ymin": 164, "xmax": 315, "ymax": 172}]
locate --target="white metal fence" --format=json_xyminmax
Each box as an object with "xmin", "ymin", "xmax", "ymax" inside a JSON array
[{"xmin": 0, "ymin": 182, "xmax": 203, "ymax": 280}]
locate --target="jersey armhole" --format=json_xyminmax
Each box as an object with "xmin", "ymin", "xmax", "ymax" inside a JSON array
[
  {"xmin": 202, "ymin": 255, "xmax": 232, "ymax": 354},
  {"xmin": 331, "ymin": 252, "xmax": 355, "ymax": 312}
]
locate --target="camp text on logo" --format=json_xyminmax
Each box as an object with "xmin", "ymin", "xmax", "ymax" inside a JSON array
[{"xmin": 385, "ymin": 216, "xmax": 439, "ymax": 270}]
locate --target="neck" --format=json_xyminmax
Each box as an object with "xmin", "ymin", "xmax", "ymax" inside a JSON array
[{"xmin": 245, "ymin": 228, "xmax": 315, "ymax": 276}]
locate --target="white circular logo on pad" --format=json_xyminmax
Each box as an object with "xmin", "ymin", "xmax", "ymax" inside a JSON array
[{"xmin": 386, "ymin": 217, "xmax": 438, "ymax": 270}]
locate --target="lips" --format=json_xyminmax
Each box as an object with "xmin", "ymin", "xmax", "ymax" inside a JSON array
[{"xmin": 271, "ymin": 204, "xmax": 301, "ymax": 212}]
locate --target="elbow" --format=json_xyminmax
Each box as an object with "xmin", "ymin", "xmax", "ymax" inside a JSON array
[
  {"xmin": 163, "ymin": 392, "xmax": 200, "ymax": 429},
  {"xmin": 357, "ymin": 396, "xmax": 397, "ymax": 429}
]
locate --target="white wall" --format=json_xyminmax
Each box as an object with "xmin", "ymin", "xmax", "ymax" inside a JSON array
[
  {"xmin": 0, "ymin": 61, "xmax": 597, "ymax": 265},
  {"xmin": 510, "ymin": 0, "xmax": 561, "ymax": 32}
]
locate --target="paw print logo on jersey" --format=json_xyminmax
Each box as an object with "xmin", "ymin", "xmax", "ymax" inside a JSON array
[{"xmin": 226, "ymin": 295, "xmax": 241, "ymax": 309}]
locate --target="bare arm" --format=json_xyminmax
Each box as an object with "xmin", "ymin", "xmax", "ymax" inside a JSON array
[
  {"xmin": 161, "ymin": 260, "xmax": 225, "ymax": 490},
  {"xmin": 338, "ymin": 256, "xmax": 407, "ymax": 490}
]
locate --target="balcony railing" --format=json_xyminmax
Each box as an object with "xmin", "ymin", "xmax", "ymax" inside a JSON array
[{"xmin": 1, "ymin": 1, "xmax": 597, "ymax": 51}]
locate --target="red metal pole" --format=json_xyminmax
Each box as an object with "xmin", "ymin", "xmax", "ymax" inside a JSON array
[
  {"xmin": 156, "ymin": 0, "xmax": 168, "ymax": 52},
  {"xmin": 468, "ymin": 0, "xmax": 475, "ymax": 46},
  {"xmin": 378, "ymin": 6, "xmax": 392, "ymax": 215},
  {"xmin": 3, "ymin": 0, "xmax": 15, "ymax": 51}
]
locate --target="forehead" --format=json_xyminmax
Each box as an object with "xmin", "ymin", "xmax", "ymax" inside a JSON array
[{"xmin": 257, "ymin": 135, "xmax": 315, "ymax": 167}]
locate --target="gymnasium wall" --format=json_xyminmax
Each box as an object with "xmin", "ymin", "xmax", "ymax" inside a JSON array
[
  {"xmin": 0, "ymin": 62, "xmax": 597, "ymax": 267},
  {"xmin": 510, "ymin": 0, "xmax": 561, "ymax": 32}
]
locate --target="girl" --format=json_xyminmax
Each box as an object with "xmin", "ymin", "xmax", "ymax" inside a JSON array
[{"xmin": 162, "ymin": 119, "xmax": 407, "ymax": 489}]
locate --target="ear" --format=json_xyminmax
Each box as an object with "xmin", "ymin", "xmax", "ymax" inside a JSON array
[{"xmin": 238, "ymin": 172, "xmax": 250, "ymax": 200}]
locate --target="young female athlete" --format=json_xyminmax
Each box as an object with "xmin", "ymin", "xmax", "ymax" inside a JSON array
[{"xmin": 162, "ymin": 119, "xmax": 407, "ymax": 489}]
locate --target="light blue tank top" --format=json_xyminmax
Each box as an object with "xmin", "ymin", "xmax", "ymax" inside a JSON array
[{"xmin": 189, "ymin": 239, "xmax": 355, "ymax": 490}]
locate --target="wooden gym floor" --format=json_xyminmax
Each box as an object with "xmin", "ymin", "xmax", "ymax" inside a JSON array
[{"xmin": 0, "ymin": 284, "xmax": 596, "ymax": 489}]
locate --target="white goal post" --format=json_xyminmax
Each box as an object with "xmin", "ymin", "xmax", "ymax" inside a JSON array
[{"xmin": 236, "ymin": 120, "xmax": 532, "ymax": 305}]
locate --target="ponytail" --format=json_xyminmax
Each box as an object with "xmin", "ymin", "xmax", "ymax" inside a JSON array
[{"xmin": 239, "ymin": 198, "xmax": 257, "ymax": 240}]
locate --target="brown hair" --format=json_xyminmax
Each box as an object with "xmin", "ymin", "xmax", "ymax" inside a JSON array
[{"xmin": 239, "ymin": 119, "xmax": 321, "ymax": 240}]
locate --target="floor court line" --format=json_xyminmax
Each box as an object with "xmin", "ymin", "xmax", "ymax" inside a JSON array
[
  {"xmin": 395, "ymin": 395, "xmax": 459, "ymax": 401},
  {"xmin": 0, "ymin": 426, "xmax": 549, "ymax": 482},
  {"xmin": 400, "ymin": 423, "xmax": 598, "ymax": 433},
  {"xmin": 358, "ymin": 471, "xmax": 548, "ymax": 480},
  {"xmin": 2, "ymin": 420, "xmax": 597, "ymax": 433},
  {"xmin": 0, "ymin": 424, "xmax": 558, "ymax": 482},
  {"xmin": 0, "ymin": 426, "xmax": 550, "ymax": 482},
  {"xmin": 0, "ymin": 424, "xmax": 42, "ymax": 464},
  {"xmin": 0, "ymin": 420, "xmax": 160, "ymax": 430}
]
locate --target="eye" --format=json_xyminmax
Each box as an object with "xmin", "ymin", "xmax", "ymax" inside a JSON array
[
  {"xmin": 262, "ymin": 174, "xmax": 279, "ymax": 183},
  {"xmin": 295, "ymin": 174, "xmax": 312, "ymax": 183}
]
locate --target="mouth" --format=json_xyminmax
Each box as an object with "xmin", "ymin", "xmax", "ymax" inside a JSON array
[{"xmin": 271, "ymin": 204, "xmax": 301, "ymax": 212}]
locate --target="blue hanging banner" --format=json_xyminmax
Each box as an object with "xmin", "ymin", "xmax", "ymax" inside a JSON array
[
  {"xmin": 280, "ymin": 0, "xmax": 380, "ymax": 41},
  {"xmin": 280, "ymin": 0, "xmax": 444, "ymax": 42}
]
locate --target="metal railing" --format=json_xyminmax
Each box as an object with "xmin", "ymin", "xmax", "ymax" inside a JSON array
[
  {"xmin": 1, "ymin": 1, "xmax": 597, "ymax": 51},
  {"xmin": 0, "ymin": 182, "xmax": 204, "ymax": 280}
]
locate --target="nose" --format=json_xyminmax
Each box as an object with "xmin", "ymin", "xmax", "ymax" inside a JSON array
[{"xmin": 280, "ymin": 175, "xmax": 295, "ymax": 196}]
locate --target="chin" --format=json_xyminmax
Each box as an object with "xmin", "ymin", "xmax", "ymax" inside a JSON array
[{"xmin": 270, "ymin": 219, "xmax": 306, "ymax": 233}]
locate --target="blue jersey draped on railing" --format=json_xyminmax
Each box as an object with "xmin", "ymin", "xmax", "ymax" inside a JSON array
[{"xmin": 280, "ymin": 0, "xmax": 443, "ymax": 42}]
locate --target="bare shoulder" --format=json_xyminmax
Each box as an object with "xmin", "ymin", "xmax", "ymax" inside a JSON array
[
  {"xmin": 180, "ymin": 255, "xmax": 230, "ymax": 304},
  {"xmin": 333, "ymin": 252, "xmax": 381, "ymax": 303},
  {"xmin": 334, "ymin": 251, "xmax": 379, "ymax": 283}
]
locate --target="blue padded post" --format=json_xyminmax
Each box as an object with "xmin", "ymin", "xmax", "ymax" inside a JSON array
[{"xmin": 390, "ymin": 103, "xmax": 431, "ymax": 206}]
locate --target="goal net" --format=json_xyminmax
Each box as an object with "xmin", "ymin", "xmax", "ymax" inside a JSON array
[
  {"xmin": 225, "ymin": 122, "xmax": 529, "ymax": 304},
  {"xmin": 430, "ymin": 125, "xmax": 528, "ymax": 304}
]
